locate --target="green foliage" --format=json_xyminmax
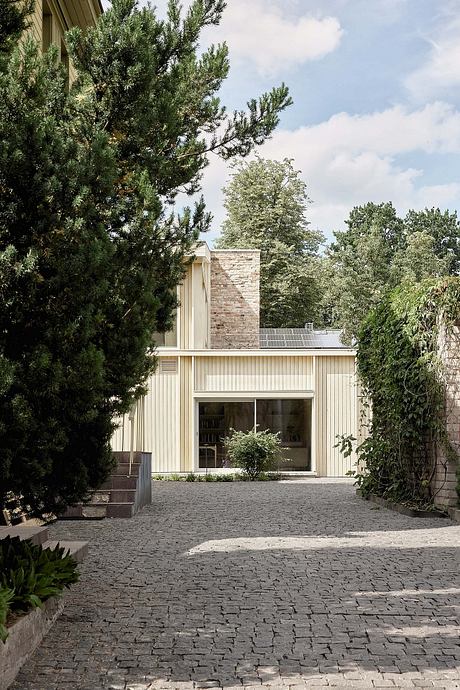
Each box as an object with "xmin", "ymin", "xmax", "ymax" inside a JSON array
[
  {"xmin": 223, "ymin": 428, "xmax": 284, "ymax": 480},
  {"xmin": 324, "ymin": 203, "xmax": 460, "ymax": 340},
  {"xmin": 215, "ymin": 158, "xmax": 324, "ymax": 327},
  {"xmin": 0, "ymin": 536, "xmax": 79, "ymax": 642},
  {"xmin": 0, "ymin": 586, "xmax": 14, "ymax": 642},
  {"xmin": 353, "ymin": 278, "xmax": 460, "ymax": 506},
  {"xmin": 0, "ymin": 0, "xmax": 32, "ymax": 57},
  {"xmin": 151, "ymin": 471, "xmax": 282, "ymax": 481},
  {"xmin": 204, "ymin": 473, "xmax": 217, "ymax": 482},
  {"xmin": 0, "ymin": 0, "xmax": 290, "ymax": 513}
]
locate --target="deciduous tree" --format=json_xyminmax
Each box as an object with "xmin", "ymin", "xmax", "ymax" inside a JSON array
[{"xmin": 216, "ymin": 158, "xmax": 323, "ymax": 327}]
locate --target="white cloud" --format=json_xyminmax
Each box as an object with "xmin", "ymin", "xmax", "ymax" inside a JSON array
[
  {"xmin": 198, "ymin": 102, "xmax": 460, "ymax": 242},
  {"xmin": 405, "ymin": 14, "xmax": 460, "ymax": 99},
  {"xmin": 203, "ymin": 1, "xmax": 343, "ymax": 76}
]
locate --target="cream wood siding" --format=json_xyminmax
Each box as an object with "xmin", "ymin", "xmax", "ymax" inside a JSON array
[
  {"xmin": 31, "ymin": 0, "xmax": 43, "ymax": 43},
  {"xmin": 179, "ymin": 357, "xmax": 194, "ymax": 471},
  {"xmin": 112, "ymin": 353, "xmax": 358, "ymax": 476},
  {"xmin": 145, "ymin": 362, "xmax": 180, "ymax": 471},
  {"xmin": 315, "ymin": 356, "xmax": 358, "ymax": 476},
  {"xmin": 194, "ymin": 356, "xmax": 313, "ymax": 392},
  {"xmin": 111, "ymin": 396, "xmax": 145, "ymax": 454},
  {"xmin": 192, "ymin": 261, "xmax": 210, "ymax": 349},
  {"xmin": 112, "ymin": 361, "xmax": 181, "ymax": 472},
  {"xmin": 179, "ymin": 265, "xmax": 192, "ymax": 349}
]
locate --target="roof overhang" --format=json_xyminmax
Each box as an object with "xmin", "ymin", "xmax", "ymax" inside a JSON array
[{"xmin": 156, "ymin": 349, "xmax": 356, "ymax": 357}]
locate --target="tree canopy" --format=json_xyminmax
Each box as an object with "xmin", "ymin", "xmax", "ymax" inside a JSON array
[
  {"xmin": 215, "ymin": 157, "xmax": 324, "ymax": 327},
  {"xmin": 324, "ymin": 203, "xmax": 460, "ymax": 340},
  {"xmin": 0, "ymin": 0, "xmax": 291, "ymax": 512}
]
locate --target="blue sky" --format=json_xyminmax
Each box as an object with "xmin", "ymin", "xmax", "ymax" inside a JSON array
[{"xmin": 152, "ymin": 0, "xmax": 460, "ymax": 244}]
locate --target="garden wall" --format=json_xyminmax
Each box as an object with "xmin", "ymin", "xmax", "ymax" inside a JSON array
[{"xmin": 433, "ymin": 321, "xmax": 460, "ymax": 509}]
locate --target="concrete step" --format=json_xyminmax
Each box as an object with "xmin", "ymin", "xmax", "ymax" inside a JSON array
[
  {"xmin": 116, "ymin": 463, "xmax": 141, "ymax": 476},
  {"xmin": 100, "ymin": 475, "xmax": 138, "ymax": 490},
  {"xmin": 108, "ymin": 489, "xmax": 136, "ymax": 503},
  {"xmin": 90, "ymin": 489, "xmax": 136, "ymax": 504},
  {"xmin": 106, "ymin": 503, "xmax": 135, "ymax": 518},
  {"xmin": 113, "ymin": 451, "xmax": 143, "ymax": 464},
  {"xmin": 0, "ymin": 525, "xmax": 49, "ymax": 546},
  {"xmin": 61, "ymin": 504, "xmax": 107, "ymax": 519},
  {"xmin": 91, "ymin": 491, "xmax": 110, "ymax": 504},
  {"xmin": 42, "ymin": 540, "xmax": 88, "ymax": 564}
]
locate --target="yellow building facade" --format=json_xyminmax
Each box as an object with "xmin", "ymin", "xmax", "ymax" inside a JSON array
[
  {"xmin": 28, "ymin": 0, "xmax": 101, "ymax": 80},
  {"xmin": 113, "ymin": 244, "xmax": 360, "ymax": 477}
]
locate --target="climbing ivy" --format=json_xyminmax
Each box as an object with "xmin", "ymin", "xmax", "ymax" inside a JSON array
[{"xmin": 354, "ymin": 277, "xmax": 460, "ymax": 508}]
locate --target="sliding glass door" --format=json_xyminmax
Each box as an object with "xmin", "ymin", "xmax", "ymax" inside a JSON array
[
  {"xmin": 256, "ymin": 398, "xmax": 311, "ymax": 471},
  {"xmin": 198, "ymin": 398, "xmax": 312, "ymax": 471},
  {"xmin": 198, "ymin": 401, "xmax": 254, "ymax": 468}
]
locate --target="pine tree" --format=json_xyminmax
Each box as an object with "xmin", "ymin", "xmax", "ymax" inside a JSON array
[{"xmin": 0, "ymin": 0, "xmax": 291, "ymax": 512}]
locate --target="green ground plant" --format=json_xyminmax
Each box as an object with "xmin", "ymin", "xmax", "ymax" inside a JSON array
[
  {"xmin": 152, "ymin": 471, "xmax": 283, "ymax": 482},
  {"xmin": 0, "ymin": 536, "xmax": 79, "ymax": 642}
]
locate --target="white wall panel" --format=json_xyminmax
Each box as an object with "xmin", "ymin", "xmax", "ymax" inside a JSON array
[
  {"xmin": 194, "ymin": 356, "xmax": 313, "ymax": 392},
  {"xmin": 111, "ymin": 361, "xmax": 181, "ymax": 472}
]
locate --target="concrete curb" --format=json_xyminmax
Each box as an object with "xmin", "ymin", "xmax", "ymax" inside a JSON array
[
  {"xmin": 0, "ymin": 596, "xmax": 64, "ymax": 690},
  {"xmin": 357, "ymin": 490, "xmax": 448, "ymax": 518}
]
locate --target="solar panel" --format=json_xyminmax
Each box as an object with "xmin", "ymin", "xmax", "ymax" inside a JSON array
[{"xmin": 259, "ymin": 328, "xmax": 348, "ymax": 349}]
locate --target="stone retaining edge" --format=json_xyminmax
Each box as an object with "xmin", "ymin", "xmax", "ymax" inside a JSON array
[
  {"xmin": 0, "ymin": 596, "xmax": 64, "ymax": 690},
  {"xmin": 357, "ymin": 490, "xmax": 448, "ymax": 518}
]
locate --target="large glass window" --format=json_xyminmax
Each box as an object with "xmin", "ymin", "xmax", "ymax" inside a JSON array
[
  {"xmin": 198, "ymin": 401, "xmax": 254, "ymax": 468},
  {"xmin": 198, "ymin": 398, "xmax": 312, "ymax": 471},
  {"xmin": 256, "ymin": 399, "xmax": 311, "ymax": 471}
]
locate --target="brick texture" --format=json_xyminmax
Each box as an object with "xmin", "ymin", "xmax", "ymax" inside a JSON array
[
  {"xmin": 210, "ymin": 250, "xmax": 260, "ymax": 349},
  {"xmin": 433, "ymin": 321, "xmax": 460, "ymax": 509}
]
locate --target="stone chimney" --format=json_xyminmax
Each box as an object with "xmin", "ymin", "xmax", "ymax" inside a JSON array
[{"xmin": 210, "ymin": 250, "xmax": 260, "ymax": 349}]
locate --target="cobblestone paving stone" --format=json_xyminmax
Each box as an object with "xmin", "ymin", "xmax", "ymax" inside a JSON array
[{"xmin": 12, "ymin": 479, "xmax": 460, "ymax": 690}]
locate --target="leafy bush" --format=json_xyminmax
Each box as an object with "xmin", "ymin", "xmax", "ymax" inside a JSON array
[
  {"xmin": 0, "ymin": 536, "xmax": 79, "ymax": 642},
  {"xmin": 353, "ymin": 278, "xmax": 460, "ymax": 506},
  {"xmin": 223, "ymin": 429, "xmax": 284, "ymax": 480}
]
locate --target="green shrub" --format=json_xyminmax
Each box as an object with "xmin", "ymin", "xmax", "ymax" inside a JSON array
[
  {"xmin": 0, "ymin": 586, "xmax": 14, "ymax": 643},
  {"xmin": 0, "ymin": 536, "xmax": 79, "ymax": 642},
  {"xmin": 223, "ymin": 429, "xmax": 284, "ymax": 480},
  {"xmin": 185, "ymin": 473, "xmax": 196, "ymax": 482}
]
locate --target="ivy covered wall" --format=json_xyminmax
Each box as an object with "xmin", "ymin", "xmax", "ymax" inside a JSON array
[{"xmin": 355, "ymin": 278, "xmax": 460, "ymax": 509}]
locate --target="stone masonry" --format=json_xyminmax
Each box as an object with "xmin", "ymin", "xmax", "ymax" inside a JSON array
[
  {"xmin": 210, "ymin": 250, "xmax": 260, "ymax": 349},
  {"xmin": 434, "ymin": 321, "xmax": 460, "ymax": 509}
]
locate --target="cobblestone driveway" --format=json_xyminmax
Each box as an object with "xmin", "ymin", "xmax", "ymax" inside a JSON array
[{"xmin": 13, "ymin": 480, "xmax": 460, "ymax": 690}]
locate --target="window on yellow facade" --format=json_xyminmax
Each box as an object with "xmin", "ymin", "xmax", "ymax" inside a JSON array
[
  {"xmin": 42, "ymin": 4, "xmax": 52, "ymax": 52},
  {"xmin": 152, "ymin": 309, "xmax": 178, "ymax": 348}
]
